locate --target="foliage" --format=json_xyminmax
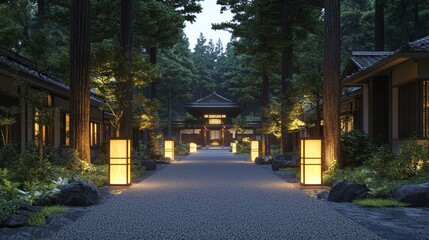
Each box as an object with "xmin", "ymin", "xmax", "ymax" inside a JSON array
[
  {"xmin": 236, "ymin": 140, "xmax": 250, "ymax": 154},
  {"xmin": 352, "ymin": 198, "xmax": 410, "ymax": 208},
  {"xmin": 11, "ymin": 144, "xmax": 56, "ymax": 183},
  {"xmin": 92, "ymin": 43, "xmax": 156, "ymax": 136},
  {"xmin": 0, "ymin": 143, "xmax": 19, "ymax": 169},
  {"xmin": 0, "ymin": 106, "xmax": 20, "ymax": 146},
  {"xmin": 0, "ymin": 190, "xmax": 20, "ymax": 224},
  {"xmin": 175, "ymin": 142, "xmax": 189, "ymax": 156},
  {"xmin": 340, "ymin": 130, "xmax": 374, "ymax": 168},
  {"xmin": 76, "ymin": 165, "xmax": 108, "ymax": 187},
  {"xmin": 324, "ymin": 139, "xmax": 429, "ymax": 198},
  {"xmin": 26, "ymin": 205, "xmax": 68, "ymax": 226},
  {"xmin": 131, "ymin": 163, "xmax": 146, "ymax": 181},
  {"xmin": 17, "ymin": 178, "xmax": 66, "ymax": 206}
]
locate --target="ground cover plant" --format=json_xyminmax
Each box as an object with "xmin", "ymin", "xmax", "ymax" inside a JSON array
[
  {"xmin": 26, "ymin": 205, "xmax": 68, "ymax": 226},
  {"xmin": 0, "ymin": 143, "xmax": 148, "ymax": 226},
  {"xmin": 324, "ymin": 131, "xmax": 429, "ymax": 198},
  {"xmin": 352, "ymin": 198, "xmax": 410, "ymax": 208}
]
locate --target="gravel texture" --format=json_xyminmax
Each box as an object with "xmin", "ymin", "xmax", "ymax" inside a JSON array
[{"xmin": 48, "ymin": 150, "xmax": 381, "ymax": 240}]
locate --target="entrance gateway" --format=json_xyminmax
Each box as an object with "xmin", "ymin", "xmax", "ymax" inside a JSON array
[{"xmin": 172, "ymin": 91, "xmax": 260, "ymax": 147}]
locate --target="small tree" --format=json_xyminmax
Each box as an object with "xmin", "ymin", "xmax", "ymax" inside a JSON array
[
  {"xmin": 232, "ymin": 115, "xmax": 247, "ymax": 141},
  {"xmin": 92, "ymin": 43, "xmax": 156, "ymax": 137},
  {"xmin": 0, "ymin": 106, "xmax": 19, "ymax": 146}
]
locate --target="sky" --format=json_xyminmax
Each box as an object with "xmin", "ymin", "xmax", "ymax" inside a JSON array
[{"xmin": 184, "ymin": 1, "xmax": 233, "ymax": 51}]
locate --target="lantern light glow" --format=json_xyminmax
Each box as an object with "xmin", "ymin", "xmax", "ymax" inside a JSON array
[
  {"xmin": 300, "ymin": 138, "xmax": 322, "ymax": 185},
  {"xmin": 231, "ymin": 142, "xmax": 237, "ymax": 153},
  {"xmin": 164, "ymin": 140, "xmax": 175, "ymax": 161},
  {"xmin": 190, "ymin": 142, "xmax": 197, "ymax": 153},
  {"xmin": 109, "ymin": 139, "xmax": 131, "ymax": 186},
  {"xmin": 250, "ymin": 140, "xmax": 259, "ymax": 161}
]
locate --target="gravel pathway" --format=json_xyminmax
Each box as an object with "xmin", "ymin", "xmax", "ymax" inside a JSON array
[{"xmin": 50, "ymin": 150, "xmax": 381, "ymax": 240}]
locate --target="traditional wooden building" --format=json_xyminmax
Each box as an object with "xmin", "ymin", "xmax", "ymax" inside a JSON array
[
  {"xmin": 172, "ymin": 91, "xmax": 261, "ymax": 147},
  {"xmin": 0, "ymin": 49, "xmax": 113, "ymax": 160},
  {"xmin": 342, "ymin": 36, "xmax": 429, "ymax": 151}
]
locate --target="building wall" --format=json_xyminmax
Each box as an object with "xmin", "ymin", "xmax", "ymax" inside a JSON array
[{"xmin": 0, "ymin": 66, "xmax": 112, "ymax": 161}]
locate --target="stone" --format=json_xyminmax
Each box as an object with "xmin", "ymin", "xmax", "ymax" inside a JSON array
[
  {"xmin": 5, "ymin": 213, "xmax": 30, "ymax": 228},
  {"xmin": 395, "ymin": 182, "xmax": 429, "ymax": 207},
  {"xmin": 327, "ymin": 180, "xmax": 368, "ymax": 202},
  {"xmin": 141, "ymin": 160, "xmax": 157, "ymax": 171},
  {"xmin": 273, "ymin": 153, "xmax": 299, "ymax": 166},
  {"xmin": 317, "ymin": 191, "xmax": 329, "ymax": 200},
  {"xmin": 271, "ymin": 159, "xmax": 295, "ymax": 171},
  {"xmin": 156, "ymin": 157, "xmax": 171, "ymax": 164},
  {"xmin": 19, "ymin": 203, "xmax": 42, "ymax": 213},
  {"xmin": 255, "ymin": 157, "xmax": 265, "ymax": 165},
  {"xmin": 54, "ymin": 182, "xmax": 99, "ymax": 206}
]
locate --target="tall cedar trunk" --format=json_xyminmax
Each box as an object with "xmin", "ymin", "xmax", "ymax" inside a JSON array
[
  {"xmin": 414, "ymin": 0, "xmax": 418, "ymax": 39},
  {"xmin": 37, "ymin": 0, "xmax": 45, "ymax": 29},
  {"xmin": 280, "ymin": 0, "xmax": 293, "ymax": 154},
  {"xmin": 375, "ymin": 0, "xmax": 384, "ymax": 51},
  {"xmin": 261, "ymin": 71, "xmax": 270, "ymax": 156},
  {"xmin": 314, "ymin": 102, "xmax": 321, "ymax": 137},
  {"xmin": 150, "ymin": 47, "xmax": 157, "ymax": 99},
  {"xmin": 401, "ymin": 0, "xmax": 408, "ymax": 44},
  {"xmin": 167, "ymin": 88, "xmax": 172, "ymax": 138},
  {"xmin": 119, "ymin": 0, "xmax": 133, "ymax": 140},
  {"xmin": 70, "ymin": 0, "xmax": 91, "ymax": 163},
  {"xmin": 323, "ymin": 0, "xmax": 340, "ymax": 170}
]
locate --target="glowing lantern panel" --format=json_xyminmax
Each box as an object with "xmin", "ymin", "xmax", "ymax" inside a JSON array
[
  {"xmin": 109, "ymin": 139, "xmax": 131, "ymax": 185},
  {"xmin": 231, "ymin": 142, "xmax": 237, "ymax": 153},
  {"xmin": 250, "ymin": 140, "xmax": 259, "ymax": 161},
  {"xmin": 190, "ymin": 143, "xmax": 197, "ymax": 153},
  {"xmin": 300, "ymin": 138, "xmax": 322, "ymax": 185},
  {"xmin": 165, "ymin": 140, "xmax": 175, "ymax": 161}
]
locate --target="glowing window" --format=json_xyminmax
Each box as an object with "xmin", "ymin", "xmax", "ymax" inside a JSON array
[
  {"xmin": 208, "ymin": 119, "xmax": 222, "ymax": 124},
  {"xmin": 90, "ymin": 122, "xmax": 100, "ymax": 146}
]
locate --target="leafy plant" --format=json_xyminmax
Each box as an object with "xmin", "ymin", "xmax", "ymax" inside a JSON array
[
  {"xmin": 26, "ymin": 205, "xmax": 68, "ymax": 226},
  {"xmin": 340, "ymin": 130, "xmax": 373, "ymax": 168},
  {"xmin": 353, "ymin": 198, "xmax": 409, "ymax": 208},
  {"xmin": 0, "ymin": 143, "xmax": 19, "ymax": 168},
  {"xmin": 0, "ymin": 190, "xmax": 20, "ymax": 224}
]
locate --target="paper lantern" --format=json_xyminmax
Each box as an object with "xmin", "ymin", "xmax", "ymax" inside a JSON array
[
  {"xmin": 164, "ymin": 140, "xmax": 175, "ymax": 161},
  {"xmin": 109, "ymin": 138, "xmax": 131, "ymax": 186},
  {"xmin": 190, "ymin": 142, "xmax": 197, "ymax": 153},
  {"xmin": 300, "ymin": 138, "xmax": 322, "ymax": 185},
  {"xmin": 250, "ymin": 140, "xmax": 259, "ymax": 161}
]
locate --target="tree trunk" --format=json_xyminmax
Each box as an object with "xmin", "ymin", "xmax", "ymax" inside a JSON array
[
  {"xmin": 314, "ymin": 102, "xmax": 321, "ymax": 137},
  {"xmin": 261, "ymin": 71, "xmax": 270, "ymax": 156},
  {"xmin": 150, "ymin": 47, "xmax": 157, "ymax": 99},
  {"xmin": 37, "ymin": 0, "xmax": 45, "ymax": 29},
  {"xmin": 401, "ymin": 0, "xmax": 408, "ymax": 44},
  {"xmin": 280, "ymin": 0, "xmax": 293, "ymax": 154},
  {"xmin": 414, "ymin": 0, "xmax": 418, "ymax": 39},
  {"xmin": 375, "ymin": 0, "xmax": 384, "ymax": 51},
  {"xmin": 70, "ymin": 0, "xmax": 91, "ymax": 163},
  {"xmin": 167, "ymin": 88, "xmax": 172, "ymax": 138},
  {"xmin": 323, "ymin": 0, "xmax": 341, "ymax": 170},
  {"xmin": 119, "ymin": 0, "xmax": 134, "ymax": 140}
]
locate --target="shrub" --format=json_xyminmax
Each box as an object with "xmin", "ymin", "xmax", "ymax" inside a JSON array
[
  {"xmin": 92, "ymin": 142, "xmax": 108, "ymax": 165},
  {"xmin": 340, "ymin": 130, "xmax": 373, "ymax": 168},
  {"xmin": 11, "ymin": 144, "xmax": 56, "ymax": 183},
  {"xmin": 175, "ymin": 142, "xmax": 189, "ymax": 156},
  {"xmin": 0, "ymin": 143, "xmax": 19, "ymax": 169},
  {"xmin": 0, "ymin": 190, "xmax": 20, "ymax": 224},
  {"xmin": 77, "ymin": 164, "xmax": 108, "ymax": 187},
  {"xmin": 26, "ymin": 205, "xmax": 68, "ymax": 226},
  {"xmin": 237, "ymin": 141, "xmax": 250, "ymax": 153}
]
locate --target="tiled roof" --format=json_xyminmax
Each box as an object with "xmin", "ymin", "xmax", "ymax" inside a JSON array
[
  {"xmin": 0, "ymin": 49, "xmax": 102, "ymax": 103},
  {"xmin": 350, "ymin": 51, "xmax": 393, "ymax": 70},
  {"xmin": 401, "ymin": 35, "xmax": 429, "ymax": 51}
]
